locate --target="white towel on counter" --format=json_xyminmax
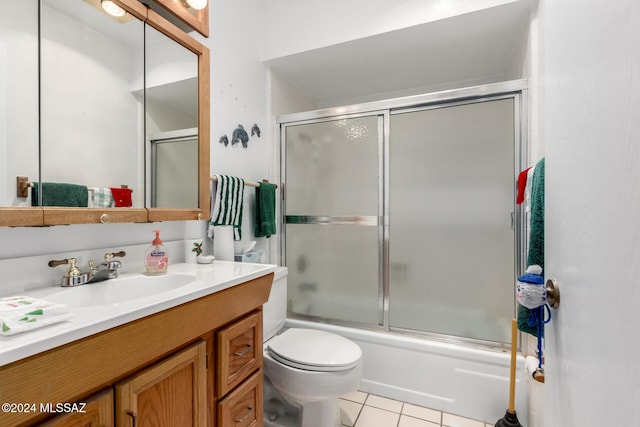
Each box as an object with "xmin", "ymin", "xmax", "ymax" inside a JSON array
[{"xmin": 0, "ymin": 296, "xmax": 72, "ymax": 336}]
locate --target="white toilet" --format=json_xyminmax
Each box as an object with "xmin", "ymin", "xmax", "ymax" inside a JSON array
[{"xmin": 263, "ymin": 267, "xmax": 363, "ymax": 427}]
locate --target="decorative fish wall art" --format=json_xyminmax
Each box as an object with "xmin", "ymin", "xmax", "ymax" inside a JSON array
[{"xmin": 219, "ymin": 123, "xmax": 261, "ymax": 148}]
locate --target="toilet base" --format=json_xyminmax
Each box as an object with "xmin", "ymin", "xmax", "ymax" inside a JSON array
[
  {"xmin": 264, "ymin": 378, "xmax": 342, "ymax": 427},
  {"xmin": 299, "ymin": 399, "xmax": 341, "ymax": 427}
]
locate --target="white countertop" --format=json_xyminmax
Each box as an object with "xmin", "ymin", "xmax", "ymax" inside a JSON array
[{"xmin": 0, "ymin": 261, "xmax": 277, "ymax": 367}]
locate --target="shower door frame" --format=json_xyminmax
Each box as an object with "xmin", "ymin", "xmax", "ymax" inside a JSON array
[{"xmin": 278, "ymin": 79, "xmax": 529, "ymax": 348}]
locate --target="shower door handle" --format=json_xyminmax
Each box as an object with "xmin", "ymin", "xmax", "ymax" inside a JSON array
[{"xmin": 510, "ymin": 211, "xmax": 515, "ymax": 230}]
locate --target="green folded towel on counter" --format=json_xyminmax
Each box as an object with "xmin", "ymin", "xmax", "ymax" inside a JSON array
[
  {"xmin": 31, "ymin": 182, "xmax": 89, "ymax": 207},
  {"xmin": 254, "ymin": 182, "xmax": 277, "ymax": 238}
]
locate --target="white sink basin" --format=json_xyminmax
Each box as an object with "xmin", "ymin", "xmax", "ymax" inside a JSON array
[{"xmin": 42, "ymin": 273, "xmax": 197, "ymax": 308}]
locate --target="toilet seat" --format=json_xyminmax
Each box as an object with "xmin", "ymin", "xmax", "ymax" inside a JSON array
[{"xmin": 267, "ymin": 328, "xmax": 362, "ymax": 372}]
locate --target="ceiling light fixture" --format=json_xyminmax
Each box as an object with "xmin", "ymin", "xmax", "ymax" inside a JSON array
[
  {"xmin": 101, "ymin": 0, "xmax": 126, "ymax": 17},
  {"xmin": 181, "ymin": 0, "xmax": 208, "ymax": 10}
]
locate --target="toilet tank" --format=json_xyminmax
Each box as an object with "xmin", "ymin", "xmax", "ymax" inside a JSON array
[{"xmin": 263, "ymin": 266, "xmax": 288, "ymax": 341}]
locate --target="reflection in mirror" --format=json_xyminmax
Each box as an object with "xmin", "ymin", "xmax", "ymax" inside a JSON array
[
  {"xmin": 144, "ymin": 23, "xmax": 198, "ymax": 208},
  {"xmin": 0, "ymin": 0, "xmax": 39, "ymax": 207},
  {"xmin": 150, "ymin": 128, "xmax": 198, "ymax": 208},
  {"xmin": 40, "ymin": 0, "xmax": 144, "ymax": 208}
]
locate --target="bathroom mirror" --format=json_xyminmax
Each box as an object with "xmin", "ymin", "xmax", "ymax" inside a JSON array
[
  {"xmin": 40, "ymin": 0, "xmax": 148, "ymax": 224},
  {"xmin": 0, "ymin": 0, "xmax": 42, "ymax": 226},
  {"xmin": 0, "ymin": 0, "xmax": 209, "ymax": 226},
  {"xmin": 145, "ymin": 7, "xmax": 210, "ymax": 222},
  {"xmin": 145, "ymin": 24, "xmax": 198, "ymax": 209}
]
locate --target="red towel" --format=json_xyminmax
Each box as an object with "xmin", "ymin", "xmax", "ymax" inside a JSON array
[
  {"xmin": 516, "ymin": 167, "xmax": 532, "ymax": 205},
  {"xmin": 110, "ymin": 187, "xmax": 133, "ymax": 207}
]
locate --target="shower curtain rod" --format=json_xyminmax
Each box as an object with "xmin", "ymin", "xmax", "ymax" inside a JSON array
[{"xmin": 209, "ymin": 176, "xmax": 277, "ymax": 189}]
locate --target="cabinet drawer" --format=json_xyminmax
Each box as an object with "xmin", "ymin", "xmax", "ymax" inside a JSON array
[
  {"xmin": 216, "ymin": 311, "xmax": 262, "ymax": 396},
  {"xmin": 217, "ymin": 371, "xmax": 263, "ymax": 427}
]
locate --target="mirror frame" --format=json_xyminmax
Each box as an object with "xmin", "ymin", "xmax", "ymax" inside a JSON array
[{"xmin": 1, "ymin": 0, "xmax": 210, "ymax": 227}]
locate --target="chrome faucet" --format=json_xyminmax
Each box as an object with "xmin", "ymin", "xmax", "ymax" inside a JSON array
[
  {"xmin": 48, "ymin": 251, "xmax": 126, "ymax": 287},
  {"xmin": 93, "ymin": 251, "xmax": 126, "ymax": 282}
]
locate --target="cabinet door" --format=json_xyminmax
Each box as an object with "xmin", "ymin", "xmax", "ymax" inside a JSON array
[
  {"xmin": 216, "ymin": 312, "xmax": 262, "ymax": 397},
  {"xmin": 116, "ymin": 341, "xmax": 207, "ymax": 427},
  {"xmin": 217, "ymin": 371, "xmax": 263, "ymax": 427},
  {"xmin": 40, "ymin": 389, "xmax": 113, "ymax": 427}
]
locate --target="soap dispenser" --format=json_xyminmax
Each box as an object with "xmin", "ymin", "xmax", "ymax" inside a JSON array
[{"xmin": 145, "ymin": 230, "xmax": 169, "ymax": 275}]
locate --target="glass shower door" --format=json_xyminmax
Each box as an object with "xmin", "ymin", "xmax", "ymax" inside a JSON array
[
  {"xmin": 283, "ymin": 115, "xmax": 382, "ymax": 326},
  {"xmin": 388, "ymin": 98, "xmax": 516, "ymax": 343}
]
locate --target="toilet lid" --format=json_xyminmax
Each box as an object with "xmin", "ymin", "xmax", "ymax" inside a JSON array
[{"xmin": 267, "ymin": 328, "xmax": 362, "ymax": 372}]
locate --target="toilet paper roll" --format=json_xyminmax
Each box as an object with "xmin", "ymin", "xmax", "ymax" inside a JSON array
[
  {"xmin": 213, "ymin": 226, "xmax": 234, "ymax": 261},
  {"xmin": 525, "ymin": 354, "xmax": 540, "ymax": 375}
]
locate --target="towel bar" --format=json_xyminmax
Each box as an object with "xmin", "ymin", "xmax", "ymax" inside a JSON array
[{"xmin": 210, "ymin": 176, "xmax": 277, "ymax": 189}]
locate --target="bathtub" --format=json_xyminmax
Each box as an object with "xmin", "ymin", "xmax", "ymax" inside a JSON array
[{"xmin": 284, "ymin": 318, "xmax": 527, "ymax": 425}]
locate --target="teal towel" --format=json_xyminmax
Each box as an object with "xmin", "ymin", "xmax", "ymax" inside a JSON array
[
  {"xmin": 518, "ymin": 157, "xmax": 545, "ymax": 336},
  {"xmin": 527, "ymin": 157, "xmax": 545, "ymax": 268},
  {"xmin": 31, "ymin": 182, "xmax": 89, "ymax": 207},
  {"xmin": 254, "ymin": 182, "xmax": 277, "ymax": 238}
]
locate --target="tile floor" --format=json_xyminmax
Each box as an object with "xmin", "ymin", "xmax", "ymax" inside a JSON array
[{"xmin": 340, "ymin": 391, "xmax": 493, "ymax": 427}]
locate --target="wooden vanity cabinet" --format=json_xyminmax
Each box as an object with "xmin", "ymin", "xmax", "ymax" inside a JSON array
[
  {"xmin": 39, "ymin": 389, "xmax": 114, "ymax": 427},
  {"xmin": 115, "ymin": 341, "xmax": 208, "ymax": 427},
  {"xmin": 0, "ymin": 273, "xmax": 273, "ymax": 427}
]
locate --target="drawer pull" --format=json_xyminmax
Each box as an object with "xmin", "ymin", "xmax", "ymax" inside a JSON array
[
  {"xmin": 234, "ymin": 344, "xmax": 253, "ymax": 357},
  {"xmin": 126, "ymin": 410, "xmax": 137, "ymax": 427},
  {"xmin": 234, "ymin": 406, "xmax": 254, "ymax": 424}
]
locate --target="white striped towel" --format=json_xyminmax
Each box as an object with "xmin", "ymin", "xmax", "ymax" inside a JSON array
[
  {"xmin": 92, "ymin": 187, "xmax": 114, "ymax": 208},
  {"xmin": 209, "ymin": 175, "xmax": 245, "ymax": 240},
  {"xmin": 0, "ymin": 296, "xmax": 72, "ymax": 336}
]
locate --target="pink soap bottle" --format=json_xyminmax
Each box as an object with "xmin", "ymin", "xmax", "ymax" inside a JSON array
[{"xmin": 145, "ymin": 230, "xmax": 169, "ymax": 275}]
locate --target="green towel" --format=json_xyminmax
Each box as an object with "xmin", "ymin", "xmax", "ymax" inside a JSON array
[
  {"xmin": 31, "ymin": 182, "xmax": 89, "ymax": 207},
  {"xmin": 518, "ymin": 157, "xmax": 545, "ymax": 336},
  {"xmin": 527, "ymin": 158, "xmax": 545, "ymax": 268},
  {"xmin": 254, "ymin": 182, "xmax": 277, "ymax": 238}
]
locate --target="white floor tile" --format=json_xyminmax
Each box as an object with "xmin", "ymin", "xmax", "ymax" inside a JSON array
[
  {"xmin": 365, "ymin": 394, "xmax": 403, "ymax": 413},
  {"xmin": 343, "ymin": 390, "xmax": 369, "ymax": 404},
  {"xmin": 399, "ymin": 415, "xmax": 441, "ymax": 427},
  {"xmin": 402, "ymin": 403, "xmax": 442, "ymax": 424},
  {"xmin": 355, "ymin": 406, "xmax": 400, "ymax": 427},
  {"xmin": 442, "ymin": 412, "xmax": 484, "ymax": 427},
  {"xmin": 340, "ymin": 399, "xmax": 363, "ymax": 427}
]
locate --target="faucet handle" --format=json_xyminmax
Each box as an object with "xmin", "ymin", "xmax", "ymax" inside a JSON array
[
  {"xmin": 48, "ymin": 257, "xmax": 83, "ymax": 277},
  {"xmin": 104, "ymin": 250, "xmax": 126, "ymax": 261}
]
